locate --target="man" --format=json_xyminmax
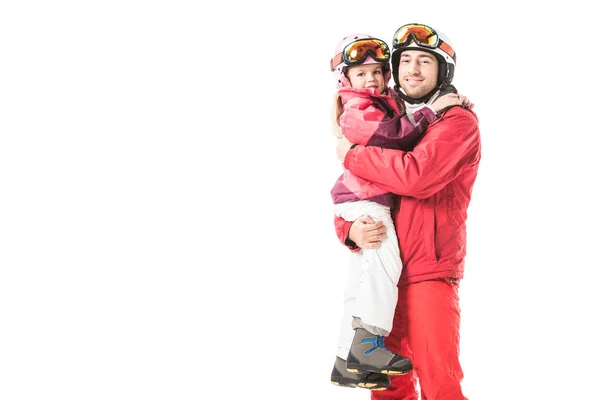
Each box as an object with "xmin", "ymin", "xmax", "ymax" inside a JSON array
[{"xmin": 333, "ymin": 23, "xmax": 481, "ymax": 399}]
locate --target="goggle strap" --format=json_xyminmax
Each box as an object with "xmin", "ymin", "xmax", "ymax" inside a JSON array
[
  {"xmin": 330, "ymin": 53, "xmax": 343, "ymax": 71},
  {"xmin": 439, "ymin": 40, "xmax": 455, "ymax": 59}
]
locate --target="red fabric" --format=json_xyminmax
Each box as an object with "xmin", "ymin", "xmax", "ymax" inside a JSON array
[
  {"xmin": 334, "ymin": 106, "xmax": 481, "ymax": 284},
  {"xmin": 333, "ymin": 216, "xmax": 360, "ymax": 252},
  {"xmin": 372, "ymin": 279, "xmax": 467, "ymax": 400}
]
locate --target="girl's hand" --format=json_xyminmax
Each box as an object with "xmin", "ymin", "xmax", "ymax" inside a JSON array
[
  {"xmin": 336, "ymin": 136, "xmax": 353, "ymax": 162},
  {"xmin": 430, "ymin": 93, "xmax": 462, "ymax": 113}
]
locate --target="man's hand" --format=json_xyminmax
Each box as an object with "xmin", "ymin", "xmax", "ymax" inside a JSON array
[
  {"xmin": 336, "ymin": 136, "xmax": 353, "ymax": 162},
  {"xmin": 349, "ymin": 215, "xmax": 387, "ymax": 249}
]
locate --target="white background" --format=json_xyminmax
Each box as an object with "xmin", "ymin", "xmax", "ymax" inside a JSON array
[{"xmin": 1, "ymin": 1, "xmax": 599, "ymax": 399}]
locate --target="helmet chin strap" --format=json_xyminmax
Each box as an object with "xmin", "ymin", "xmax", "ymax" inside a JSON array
[
  {"xmin": 395, "ymin": 86, "xmax": 436, "ymax": 104},
  {"xmin": 394, "ymin": 83, "xmax": 457, "ymax": 105}
]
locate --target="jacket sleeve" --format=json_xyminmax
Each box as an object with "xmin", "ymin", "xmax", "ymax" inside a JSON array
[
  {"xmin": 334, "ymin": 215, "xmax": 360, "ymax": 252},
  {"xmin": 339, "ymin": 96, "xmax": 386, "ymax": 146},
  {"xmin": 343, "ymin": 107, "xmax": 480, "ymax": 199}
]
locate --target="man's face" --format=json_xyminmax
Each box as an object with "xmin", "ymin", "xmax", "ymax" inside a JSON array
[{"xmin": 397, "ymin": 50, "xmax": 439, "ymax": 99}]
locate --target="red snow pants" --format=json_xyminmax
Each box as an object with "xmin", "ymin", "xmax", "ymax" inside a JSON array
[{"xmin": 372, "ymin": 279, "xmax": 467, "ymax": 400}]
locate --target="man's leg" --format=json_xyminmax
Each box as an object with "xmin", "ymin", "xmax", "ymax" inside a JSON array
[
  {"xmin": 371, "ymin": 284, "xmax": 419, "ymax": 400},
  {"xmin": 406, "ymin": 279, "xmax": 467, "ymax": 400}
]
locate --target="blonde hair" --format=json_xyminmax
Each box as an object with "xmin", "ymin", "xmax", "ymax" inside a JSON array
[{"xmin": 331, "ymin": 92, "xmax": 344, "ymax": 139}]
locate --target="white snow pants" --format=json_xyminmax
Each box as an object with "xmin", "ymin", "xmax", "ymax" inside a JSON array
[{"xmin": 333, "ymin": 200, "xmax": 402, "ymax": 360}]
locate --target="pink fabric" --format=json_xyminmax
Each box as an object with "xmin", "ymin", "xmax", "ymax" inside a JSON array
[{"xmin": 331, "ymin": 88, "xmax": 436, "ymax": 206}]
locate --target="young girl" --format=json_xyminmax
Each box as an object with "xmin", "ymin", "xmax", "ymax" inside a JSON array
[{"xmin": 329, "ymin": 33, "xmax": 466, "ymax": 390}]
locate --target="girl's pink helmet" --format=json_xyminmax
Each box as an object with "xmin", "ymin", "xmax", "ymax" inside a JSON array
[{"xmin": 331, "ymin": 33, "xmax": 392, "ymax": 89}]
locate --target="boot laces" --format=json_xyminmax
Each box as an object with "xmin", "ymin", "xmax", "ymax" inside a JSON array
[{"xmin": 362, "ymin": 336, "xmax": 393, "ymax": 355}]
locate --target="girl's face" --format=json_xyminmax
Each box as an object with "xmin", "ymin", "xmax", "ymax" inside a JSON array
[{"xmin": 346, "ymin": 63, "xmax": 386, "ymax": 94}]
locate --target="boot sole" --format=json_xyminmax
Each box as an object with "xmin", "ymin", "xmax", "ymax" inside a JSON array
[
  {"xmin": 330, "ymin": 379, "xmax": 388, "ymax": 390},
  {"xmin": 346, "ymin": 365, "xmax": 412, "ymax": 376}
]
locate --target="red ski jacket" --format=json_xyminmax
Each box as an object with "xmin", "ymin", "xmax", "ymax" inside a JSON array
[{"xmin": 334, "ymin": 105, "xmax": 481, "ymax": 284}]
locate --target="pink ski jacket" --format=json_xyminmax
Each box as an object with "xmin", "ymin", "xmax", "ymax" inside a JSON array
[{"xmin": 331, "ymin": 87, "xmax": 436, "ymax": 207}]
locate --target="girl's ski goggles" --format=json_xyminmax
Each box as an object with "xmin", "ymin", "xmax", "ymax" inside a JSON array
[
  {"xmin": 392, "ymin": 23, "xmax": 455, "ymax": 58},
  {"xmin": 330, "ymin": 38, "xmax": 390, "ymax": 71}
]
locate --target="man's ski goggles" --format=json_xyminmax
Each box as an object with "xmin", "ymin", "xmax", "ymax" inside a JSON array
[
  {"xmin": 393, "ymin": 24, "xmax": 439, "ymax": 48},
  {"xmin": 330, "ymin": 38, "xmax": 390, "ymax": 71},
  {"xmin": 392, "ymin": 23, "xmax": 455, "ymax": 58}
]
